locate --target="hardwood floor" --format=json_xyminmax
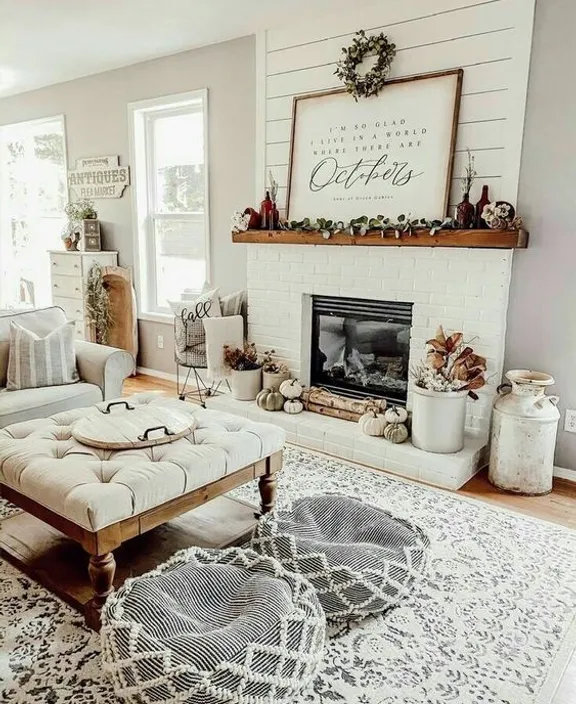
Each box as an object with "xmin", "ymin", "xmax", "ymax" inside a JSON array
[
  {"xmin": 124, "ymin": 373, "xmax": 177, "ymax": 396},
  {"xmin": 126, "ymin": 373, "xmax": 576, "ymax": 702},
  {"xmin": 460, "ymin": 469, "xmax": 576, "ymax": 530}
]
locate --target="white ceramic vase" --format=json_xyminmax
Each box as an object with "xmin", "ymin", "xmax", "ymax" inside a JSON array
[
  {"xmin": 230, "ymin": 368, "xmax": 262, "ymax": 401},
  {"xmin": 489, "ymin": 369, "xmax": 560, "ymax": 495},
  {"xmin": 411, "ymin": 385, "xmax": 468, "ymax": 453},
  {"xmin": 262, "ymin": 370, "xmax": 290, "ymax": 392}
]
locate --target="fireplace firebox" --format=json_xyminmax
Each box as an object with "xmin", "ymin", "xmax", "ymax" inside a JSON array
[{"xmin": 304, "ymin": 295, "xmax": 413, "ymax": 405}]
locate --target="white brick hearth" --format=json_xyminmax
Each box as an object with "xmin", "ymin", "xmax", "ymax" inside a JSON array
[
  {"xmin": 206, "ymin": 394, "xmax": 487, "ymax": 490},
  {"xmin": 246, "ymin": 244, "xmax": 513, "ymax": 435}
]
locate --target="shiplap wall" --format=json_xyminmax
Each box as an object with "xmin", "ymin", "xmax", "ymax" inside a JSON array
[{"xmin": 257, "ymin": 0, "xmax": 536, "ymax": 213}]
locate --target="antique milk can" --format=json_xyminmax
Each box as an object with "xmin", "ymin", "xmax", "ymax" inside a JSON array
[{"xmin": 489, "ymin": 370, "xmax": 560, "ymax": 495}]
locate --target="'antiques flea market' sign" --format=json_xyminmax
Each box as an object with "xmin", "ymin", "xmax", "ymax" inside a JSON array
[{"xmin": 68, "ymin": 155, "xmax": 130, "ymax": 199}]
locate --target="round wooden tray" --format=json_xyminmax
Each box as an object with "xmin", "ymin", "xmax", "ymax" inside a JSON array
[{"xmin": 72, "ymin": 401, "xmax": 198, "ymax": 449}]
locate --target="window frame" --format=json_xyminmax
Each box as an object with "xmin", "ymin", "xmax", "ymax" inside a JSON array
[
  {"xmin": 128, "ymin": 89, "xmax": 211, "ymax": 322},
  {"xmin": 0, "ymin": 114, "xmax": 68, "ymax": 310}
]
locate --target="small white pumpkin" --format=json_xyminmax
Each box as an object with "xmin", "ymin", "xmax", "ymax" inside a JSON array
[
  {"xmin": 230, "ymin": 210, "xmax": 250, "ymax": 233},
  {"xmin": 384, "ymin": 405, "xmax": 408, "ymax": 424},
  {"xmin": 383, "ymin": 422, "xmax": 409, "ymax": 444},
  {"xmin": 279, "ymin": 378, "xmax": 303, "ymax": 400},
  {"xmin": 283, "ymin": 398, "xmax": 303, "ymax": 414},
  {"xmin": 358, "ymin": 408, "xmax": 387, "ymax": 437}
]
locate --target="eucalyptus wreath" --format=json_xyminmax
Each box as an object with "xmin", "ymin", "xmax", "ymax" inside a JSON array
[{"xmin": 335, "ymin": 30, "xmax": 396, "ymax": 100}]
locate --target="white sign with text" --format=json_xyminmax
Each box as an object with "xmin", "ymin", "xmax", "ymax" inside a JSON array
[
  {"xmin": 287, "ymin": 71, "xmax": 462, "ymax": 222},
  {"xmin": 68, "ymin": 155, "xmax": 131, "ymax": 199}
]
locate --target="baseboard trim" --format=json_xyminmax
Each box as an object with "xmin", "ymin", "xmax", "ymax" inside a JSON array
[
  {"xmin": 136, "ymin": 366, "xmax": 178, "ymax": 383},
  {"xmin": 136, "ymin": 366, "xmax": 210, "ymax": 387},
  {"xmin": 554, "ymin": 465, "xmax": 576, "ymax": 482}
]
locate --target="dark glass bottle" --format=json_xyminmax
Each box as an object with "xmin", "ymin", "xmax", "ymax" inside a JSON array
[
  {"xmin": 456, "ymin": 193, "xmax": 475, "ymax": 229},
  {"xmin": 260, "ymin": 191, "xmax": 273, "ymax": 230},
  {"xmin": 475, "ymin": 185, "xmax": 490, "ymax": 228}
]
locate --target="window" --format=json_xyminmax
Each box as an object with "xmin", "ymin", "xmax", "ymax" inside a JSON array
[
  {"xmin": 0, "ymin": 116, "xmax": 67, "ymax": 309},
  {"xmin": 129, "ymin": 90, "xmax": 210, "ymax": 318}
]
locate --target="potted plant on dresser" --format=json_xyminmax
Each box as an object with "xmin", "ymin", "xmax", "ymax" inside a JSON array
[
  {"xmin": 411, "ymin": 327, "xmax": 487, "ymax": 453},
  {"xmin": 261, "ymin": 350, "xmax": 290, "ymax": 391},
  {"xmin": 62, "ymin": 199, "xmax": 98, "ymax": 251},
  {"xmin": 223, "ymin": 343, "xmax": 263, "ymax": 401}
]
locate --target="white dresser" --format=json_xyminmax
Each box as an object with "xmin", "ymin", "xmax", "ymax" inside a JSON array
[{"xmin": 49, "ymin": 251, "xmax": 118, "ymax": 341}]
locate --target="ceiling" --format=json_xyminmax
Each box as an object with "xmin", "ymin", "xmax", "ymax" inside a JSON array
[{"xmin": 0, "ymin": 0, "xmax": 351, "ymax": 98}]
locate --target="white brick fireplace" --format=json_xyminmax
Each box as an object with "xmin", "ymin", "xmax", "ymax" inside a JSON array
[
  {"xmin": 207, "ymin": 0, "xmax": 534, "ymax": 489},
  {"xmin": 208, "ymin": 244, "xmax": 511, "ymax": 490},
  {"xmin": 246, "ymin": 244, "xmax": 513, "ymax": 436}
]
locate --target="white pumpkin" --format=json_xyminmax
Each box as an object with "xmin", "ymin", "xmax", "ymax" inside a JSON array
[
  {"xmin": 358, "ymin": 409, "xmax": 387, "ymax": 437},
  {"xmin": 283, "ymin": 398, "xmax": 303, "ymax": 414},
  {"xmin": 384, "ymin": 405, "xmax": 408, "ymax": 424},
  {"xmin": 279, "ymin": 378, "xmax": 303, "ymax": 400}
]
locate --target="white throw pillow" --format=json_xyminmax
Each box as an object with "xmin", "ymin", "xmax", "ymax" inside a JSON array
[
  {"xmin": 6, "ymin": 320, "xmax": 79, "ymax": 390},
  {"xmin": 171, "ymin": 288, "xmax": 222, "ymax": 367},
  {"xmin": 203, "ymin": 315, "xmax": 244, "ymax": 382}
]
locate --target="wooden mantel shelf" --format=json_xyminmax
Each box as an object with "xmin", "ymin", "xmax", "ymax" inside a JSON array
[{"xmin": 232, "ymin": 228, "xmax": 528, "ymax": 249}]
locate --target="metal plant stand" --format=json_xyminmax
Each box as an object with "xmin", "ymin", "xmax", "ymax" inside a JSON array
[{"xmin": 176, "ymin": 363, "xmax": 230, "ymax": 407}]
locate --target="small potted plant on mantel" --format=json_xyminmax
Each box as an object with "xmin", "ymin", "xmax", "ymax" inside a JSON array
[
  {"xmin": 223, "ymin": 342, "xmax": 263, "ymax": 401},
  {"xmin": 411, "ymin": 327, "xmax": 487, "ymax": 453},
  {"xmin": 261, "ymin": 350, "xmax": 290, "ymax": 391}
]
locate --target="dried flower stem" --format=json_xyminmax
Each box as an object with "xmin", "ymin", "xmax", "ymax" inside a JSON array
[{"xmin": 460, "ymin": 148, "xmax": 477, "ymax": 196}]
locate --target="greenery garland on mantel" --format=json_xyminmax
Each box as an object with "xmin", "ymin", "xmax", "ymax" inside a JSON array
[{"xmin": 282, "ymin": 214, "xmax": 456, "ymax": 239}]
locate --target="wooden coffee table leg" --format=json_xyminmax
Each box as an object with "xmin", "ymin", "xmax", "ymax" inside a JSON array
[
  {"xmin": 259, "ymin": 473, "xmax": 277, "ymax": 514},
  {"xmin": 85, "ymin": 552, "xmax": 116, "ymax": 631}
]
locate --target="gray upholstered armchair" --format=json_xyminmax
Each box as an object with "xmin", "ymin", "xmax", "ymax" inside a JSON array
[{"xmin": 0, "ymin": 307, "xmax": 134, "ymax": 427}]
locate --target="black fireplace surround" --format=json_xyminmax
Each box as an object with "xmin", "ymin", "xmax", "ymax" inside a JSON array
[{"xmin": 309, "ymin": 295, "xmax": 413, "ymax": 405}]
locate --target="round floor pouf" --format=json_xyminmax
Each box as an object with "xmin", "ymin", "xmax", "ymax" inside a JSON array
[
  {"xmin": 251, "ymin": 494, "xmax": 430, "ymax": 621},
  {"xmin": 101, "ymin": 547, "xmax": 326, "ymax": 704}
]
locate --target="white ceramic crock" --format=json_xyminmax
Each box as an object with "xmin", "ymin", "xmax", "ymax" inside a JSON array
[
  {"xmin": 230, "ymin": 368, "xmax": 262, "ymax": 401},
  {"xmin": 411, "ymin": 384, "xmax": 469, "ymax": 454}
]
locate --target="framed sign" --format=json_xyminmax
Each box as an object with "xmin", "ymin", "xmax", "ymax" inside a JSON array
[
  {"xmin": 68, "ymin": 155, "xmax": 130, "ymax": 199},
  {"xmin": 287, "ymin": 69, "xmax": 463, "ymax": 222}
]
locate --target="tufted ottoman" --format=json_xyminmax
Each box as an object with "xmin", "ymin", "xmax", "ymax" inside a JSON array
[
  {"xmin": 101, "ymin": 547, "xmax": 325, "ymax": 704},
  {"xmin": 251, "ymin": 494, "xmax": 430, "ymax": 621},
  {"xmin": 0, "ymin": 393, "xmax": 285, "ymax": 628}
]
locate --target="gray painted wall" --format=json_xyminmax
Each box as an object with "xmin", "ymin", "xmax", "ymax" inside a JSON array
[
  {"xmin": 509, "ymin": 0, "xmax": 576, "ymax": 470},
  {"xmin": 0, "ymin": 36, "xmax": 255, "ymax": 373}
]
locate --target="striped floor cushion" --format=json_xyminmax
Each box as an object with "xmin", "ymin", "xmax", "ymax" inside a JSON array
[
  {"xmin": 251, "ymin": 494, "xmax": 430, "ymax": 621},
  {"xmin": 101, "ymin": 547, "xmax": 325, "ymax": 704}
]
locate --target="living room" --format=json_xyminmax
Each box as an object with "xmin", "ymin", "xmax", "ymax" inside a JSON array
[{"xmin": 1, "ymin": 1, "xmax": 575, "ymax": 702}]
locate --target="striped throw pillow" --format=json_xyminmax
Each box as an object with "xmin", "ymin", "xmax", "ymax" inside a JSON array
[{"xmin": 6, "ymin": 320, "xmax": 79, "ymax": 390}]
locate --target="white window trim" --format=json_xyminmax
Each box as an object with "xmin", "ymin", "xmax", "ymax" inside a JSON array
[
  {"xmin": 0, "ymin": 114, "xmax": 68, "ymax": 310},
  {"xmin": 128, "ymin": 89, "xmax": 210, "ymax": 322}
]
